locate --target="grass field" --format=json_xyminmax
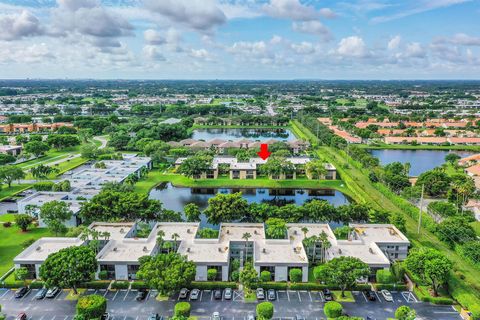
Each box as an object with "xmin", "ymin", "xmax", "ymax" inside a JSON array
[
  {"xmin": 134, "ymin": 171, "xmax": 354, "ymax": 198},
  {"xmin": 0, "ymin": 184, "xmax": 32, "ymax": 202},
  {"xmin": 0, "ymin": 225, "xmax": 53, "ymax": 276},
  {"xmin": 471, "ymin": 221, "xmax": 480, "ymax": 237}
]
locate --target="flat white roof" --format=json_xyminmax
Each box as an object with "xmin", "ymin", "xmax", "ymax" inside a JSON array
[
  {"xmin": 14, "ymin": 238, "xmax": 84, "ymax": 263},
  {"xmin": 350, "ymin": 224, "xmax": 410, "ymax": 243}
]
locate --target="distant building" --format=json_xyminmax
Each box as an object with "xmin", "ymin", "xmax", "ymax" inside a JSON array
[{"xmin": 0, "ymin": 145, "xmax": 22, "ymax": 156}]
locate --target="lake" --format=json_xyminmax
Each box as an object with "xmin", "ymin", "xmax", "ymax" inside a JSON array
[
  {"xmin": 370, "ymin": 149, "xmax": 474, "ymax": 176},
  {"xmin": 149, "ymin": 183, "xmax": 351, "ymax": 227},
  {"xmin": 191, "ymin": 128, "xmax": 296, "ymax": 141}
]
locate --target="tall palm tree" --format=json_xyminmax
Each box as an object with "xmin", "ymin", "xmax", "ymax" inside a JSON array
[
  {"xmin": 140, "ymin": 166, "xmax": 149, "ymax": 178},
  {"xmin": 301, "ymin": 227, "xmax": 309, "ymax": 239},
  {"xmin": 318, "ymin": 231, "xmax": 331, "ymax": 263},
  {"xmin": 171, "ymin": 233, "xmax": 180, "ymax": 251},
  {"xmin": 242, "ymin": 232, "xmax": 252, "ymax": 262},
  {"xmin": 403, "ymin": 162, "xmax": 411, "ymax": 176},
  {"xmin": 156, "ymin": 230, "xmax": 165, "ymax": 253}
]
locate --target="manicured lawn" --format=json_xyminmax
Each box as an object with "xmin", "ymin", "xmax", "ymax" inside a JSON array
[
  {"xmin": 471, "ymin": 221, "xmax": 480, "ymax": 237},
  {"xmin": 0, "ymin": 224, "xmax": 53, "ymax": 276},
  {"xmin": 24, "ymin": 156, "xmax": 88, "ymax": 179},
  {"xmin": 0, "ymin": 214, "xmax": 16, "ymax": 222},
  {"xmin": 134, "ymin": 171, "xmax": 354, "ymax": 199},
  {"xmin": 0, "ymin": 184, "xmax": 32, "ymax": 201},
  {"xmin": 332, "ymin": 290, "xmax": 355, "ymax": 302}
]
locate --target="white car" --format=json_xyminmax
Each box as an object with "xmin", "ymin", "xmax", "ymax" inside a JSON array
[
  {"xmin": 212, "ymin": 312, "xmax": 221, "ymax": 320},
  {"xmin": 381, "ymin": 289, "xmax": 393, "ymax": 302}
]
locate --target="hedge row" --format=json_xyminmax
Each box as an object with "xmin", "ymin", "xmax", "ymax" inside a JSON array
[
  {"xmin": 29, "ymin": 281, "xmax": 45, "ymax": 289},
  {"xmin": 413, "ymin": 286, "xmax": 454, "ymax": 305},
  {"xmin": 78, "ymin": 281, "xmax": 111, "ymax": 289},
  {"xmin": 251, "ymin": 282, "xmax": 371, "ymax": 291},
  {"xmin": 187, "ymin": 281, "xmax": 238, "ymax": 290},
  {"xmin": 111, "ymin": 281, "xmax": 130, "ymax": 290},
  {"xmin": 131, "ymin": 281, "xmax": 149, "ymax": 290},
  {"xmin": 373, "ymin": 283, "xmax": 408, "ymax": 291}
]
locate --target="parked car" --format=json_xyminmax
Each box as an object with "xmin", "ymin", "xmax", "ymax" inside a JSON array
[
  {"xmin": 179, "ymin": 288, "xmax": 189, "ymax": 299},
  {"xmin": 15, "ymin": 313, "xmax": 27, "ymax": 320},
  {"xmin": 256, "ymin": 288, "xmax": 265, "ymax": 300},
  {"xmin": 323, "ymin": 288, "xmax": 333, "ymax": 301},
  {"xmin": 212, "ymin": 312, "xmax": 221, "ymax": 320},
  {"xmin": 381, "ymin": 289, "xmax": 393, "ymax": 302},
  {"xmin": 14, "ymin": 287, "xmax": 29, "ymax": 299},
  {"xmin": 224, "ymin": 287, "xmax": 232, "ymax": 300},
  {"xmin": 148, "ymin": 314, "xmax": 161, "ymax": 320},
  {"xmin": 267, "ymin": 289, "xmax": 276, "ymax": 300},
  {"xmin": 45, "ymin": 287, "xmax": 60, "ymax": 299},
  {"xmin": 190, "ymin": 288, "xmax": 200, "ymax": 300},
  {"xmin": 214, "ymin": 289, "xmax": 222, "ymax": 300},
  {"xmin": 101, "ymin": 313, "xmax": 111, "ymax": 320},
  {"xmin": 247, "ymin": 314, "xmax": 255, "ymax": 320},
  {"xmin": 35, "ymin": 288, "xmax": 48, "ymax": 300},
  {"xmin": 135, "ymin": 289, "xmax": 148, "ymax": 301},
  {"xmin": 363, "ymin": 289, "xmax": 376, "ymax": 301}
]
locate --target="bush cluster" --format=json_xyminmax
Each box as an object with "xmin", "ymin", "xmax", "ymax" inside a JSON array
[{"xmin": 76, "ymin": 294, "xmax": 107, "ymax": 319}]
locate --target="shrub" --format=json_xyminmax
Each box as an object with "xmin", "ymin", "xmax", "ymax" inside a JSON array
[
  {"xmin": 78, "ymin": 281, "xmax": 111, "ymax": 289},
  {"xmin": 174, "ymin": 302, "xmax": 191, "ymax": 317},
  {"xmin": 186, "ymin": 281, "xmax": 237, "ymax": 290},
  {"xmin": 98, "ymin": 271, "xmax": 108, "ymax": 280},
  {"xmin": 260, "ymin": 271, "xmax": 271, "ymax": 282},
  {"xmin": 111, "ymin": 281, "xmax": 129, "ymax": 290},
  {"xmin": 256, "ymin": 301, "xmax": 274, "ymax": 320},
  {"xmin": 374, "ymin": 283, "xmax": 408, "ymax": 291},
  {"xmin": 33, "ymin": 181, "xmax": 55, "ymax": 191},
  {"xmin": 289, "ymin": 268, "xmax": 302, "ymax": 283},
  {"xmin": 252, "ymin": 282, "xmax": 288, "ymax": 290},
  {"xmin": 413, "ymin": 286, "xmax": 454, "ymax": 305},
  {"xmin": 324, "ymin": 301, "xmax": 343, "ymax": 318},
  {"xmin": 14, "ymin": 214, "xmax": 33, "ymax": 232},
  {"xmin": 3, "ymin": 222, "xmax": 11, "ymax": 228},
  {"xmin": 376, "ymin": 269, "xmax": 395, "ymax": 284},
  {"xmin": 76, "ymin": 295, "xmax": 106, "ymax": 319},
  {"xmin": 21, "ymin": 238, "xmax": 36, "ymax": 248},
  {"xmin": 230, "ymin": 271, "xmax": 239, "ymax": 282},
  {"xmin": 131, "ymin": 281, "xmax": 149, "ymax": 290},
  {"xmin": 207, "ymin": 269, "xmax": 218, "ymax": 281},
  {"xmin": 395, "ymin": 306, "xmax": 416, "ymax": 320},
  {"xmin": 29, "ymin": 281, "xmax": 45, "ymax": 289}
]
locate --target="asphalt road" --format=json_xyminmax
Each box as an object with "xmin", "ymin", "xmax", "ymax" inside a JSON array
[{"xmin": 0, "ymin": 288, "xmax": 462, "ymax": 320}]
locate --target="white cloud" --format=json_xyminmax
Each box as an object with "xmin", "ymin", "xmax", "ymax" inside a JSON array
[
  {"xmin": 263, "ymin": 0, "xmax": 319, "ymax": 21},
  {"xmin": 403, "ymin": 42, "xmax": 426, "ymax": 58},
  {"xmin": 143, "ymin": 45, "xmax": 166, "ymax": 61},
  {"xmin": 0, "ymin": 10, "xmax": 44, "ymax": 41},
  {"xmin": 291, "ymin": 41, "xmax": 315, "ymax": 54},
  {"xmin": 143, "ymin": 0, "xmax": 226, "ymax": 32},
  {"xmin": 144, "ymin": 29, "xmax": 165, "ymax": 45},
  {"xmin": 388, "ymin": 35, "xmax": 401, "ymax": 50},
  {"xmin": 189, "ymin": 48, "xmax": 211, "ymax": 60},
  {"xmin": 292, "ymin": 20, "xmax": 331, "ymax": 40},
  {"xmin": 319, "ymin": 8, "xmax": 337, "ymax": 19},
  {"xmin": 337, "ymin": 36, "xmax": 369, "ymax": 58},
  {"xmin": 446, "ymin": 33, "xmax": 480, "ymax": 46}
]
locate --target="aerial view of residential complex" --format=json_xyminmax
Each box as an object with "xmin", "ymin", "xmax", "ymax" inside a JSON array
[{"xmin": 0, "ymin": 1, "xmax": 480, "ymax": 320}]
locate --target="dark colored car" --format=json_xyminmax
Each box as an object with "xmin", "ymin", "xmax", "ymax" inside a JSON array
[
  {"xmin": 16, "ymin": 313, "xmax": 27, "ymax": 320},
  {"xmin": 135, "ymin": 289, "xmax": 148, "ymax": 301},
  {"xmin": 148, "ymin": 314, "xmax": 161, "ymax": 320},
  {"xmin": 323, "ymin": 288, "xmax": 333, "ymax": 301},
  {"xmin": 267, "ymin": 289, "xmax": 276, "ymax": 301},
  {"xmin": 101, "ymin": 313, "xmax": 111, "ymax": 320},
  {"xmin": 35, "ymin": 288, "xmax": 48, "ymax": 300},
  {"xmin": 45, "ymin": 287, "xmax": 60, "ymax": 299},
  {"xmin": 214, "ymin": 289, "xmax": 222, "ymax": 300},
  {"xmin": 364, "ymin": 289, "xmax": 376, "ymax": 301},
  {"xmin": 14, "ymin": 287, "xmax": 29, "ymax": 299}
]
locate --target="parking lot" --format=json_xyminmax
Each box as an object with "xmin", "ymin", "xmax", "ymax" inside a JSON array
[{"xmin": 0, "ymin": 288, "xmax": 462, "ymax": 320}]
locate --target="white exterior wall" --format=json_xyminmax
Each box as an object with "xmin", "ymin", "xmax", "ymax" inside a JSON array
[
  {"xmin": 302, "ymin": 266, "xmax": 308, "ymax": 282},
  {"xmin": 221, "ymin": 266, "xmax": 229, "ymax": 282},
  {"xmin": 195, "ymin": 265, "xmax": 207, "ymax": 281},
  {"xmin": 274, "ymin": 266, "xmax": 288, "ymax": 282}
]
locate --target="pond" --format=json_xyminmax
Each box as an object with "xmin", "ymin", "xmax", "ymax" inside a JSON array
[
  {"xmin": 149, "ymin": 183, "xmax": 351, "ymax": 227},
  {"xmin": 191, "ymin": 128, "xmax": 296, "ymax": 141},
  {"xmin": 369, "ymin": 149, "xmax": 474, "ymax": 176}
]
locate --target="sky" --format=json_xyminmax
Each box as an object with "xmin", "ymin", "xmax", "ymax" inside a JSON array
[{"xmin": 0, "ymin": 0, "xmax": 479, "ymax": 80}]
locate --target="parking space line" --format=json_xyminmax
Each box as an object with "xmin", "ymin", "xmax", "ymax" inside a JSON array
[
  {"xmin": 297, "ymin": 291, "xmax": 301, "ymax": 302},
  {"xmin": 64, "ymin": 316, "xmax": 68, "ymax": 320},
  {"xmin": 200, "ymin": 290, "xmax": 203, "ymax": 301},
  {"xmin": 123, "ymin": 290, "xmax": 130, "ymax": 301},
  {"xmin": 39, "ymin": 316, "xmax": 44, "ymax": 320},
  {"xmin": 308, "ymin": 291, "xmax": 312, "ymax": 302},
  {"xmin": 51, "ymin": 316, "xmax": 56, "ymax": 320},
  {"xmin": 361, "ymin": 291, "xmax": 368, "ymax": 302},
  {"xmin": 103, "ymin": 290, "xmax": 109, "ymax": 297},
  {"xmin": 145, "ymin": 290, "xmax": 151, "ymax": 300},
  {"xmin": 21, "ymin": 290, "xmax": 32, "ymax": 301},
  {"xmin": 374, "ymin": 291, "xmax": 382, "ymax": 303},
  {"xmin": 0, "ymin": 290, "xmax": 9, "ymax": 299},
  {"xmin": 286, "ymin": 291, "xmax": 290, "ymax": 302},
  {"xmin": 112, "ymin": 290, "xmax": 119, "ymax": 301}
]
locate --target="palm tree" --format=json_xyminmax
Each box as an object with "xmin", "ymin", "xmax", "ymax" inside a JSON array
[
  {"xmin": 242, "ymin": 232, "xmax": 252, "ymax": 262},
  {"xmin": 124, "ymin": 173, "xmax": 138, "ymax": 185},
  {"xmin": 140, "ymin": 166, "xmax": 149, "ymax": 178},
  {"xmin": 171, "ymin": 233, "xmax": 180, "ymax": 251},
  {"xmin": 318, "ymin": 231, "xmax": 331, "ymax": 263},
  {"xmin": 403, "ymin": 162, "xmax": 411, "ymax": 176},
  {"xmin": 301, "ymin": 227, "xmax": 309, "ymax": 239},
  {"xmin": 156, "ymin": 230, "xmax": 165, "ymax": 251}
]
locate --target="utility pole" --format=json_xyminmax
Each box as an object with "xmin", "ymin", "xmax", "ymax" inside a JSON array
[{"xmin": 417, "ymin": 184, "xmax": 425, "ymax": 234}]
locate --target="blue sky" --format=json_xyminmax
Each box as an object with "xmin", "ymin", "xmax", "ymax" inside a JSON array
[{"xmin": 0, "ymin": 0, "xmax": 479, "ymax": 79}]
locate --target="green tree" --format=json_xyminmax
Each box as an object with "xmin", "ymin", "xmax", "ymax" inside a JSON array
[
  {"xmin": 15, "ymin": 267, "xmax": 29, "ymax": 285},
  {"xmin": 177, "ymin": 154, "xmax": 213, "ymax": 179},
  {"xmin": 256, "ymin": 301, "xmax": 274, "ymax": 320},
  {"xmin": 405, "ymin": 248, "xmax": 452, "ymax": 295},
  {"xmin": 207, "ymin": 268, "xmax": 218, "ymax": 281},
  {"xmin": 137, "ymin": 253, "xmax": 196, "ymax": 295},
  {"xmin": 184, "ymin": 203, "xmax": 201, "ymax": 222},
  {"xmin": 204, "ymin": 192, "xmax": 249, "ymax": 224},
  {"xmin": 14, "ymin": 214, "xmax": 33, "ymax": 232},
  {"xmin": 40, "ymin": 246, "xmax": 97, "ymax": 294},
  {"xmin": 40, "ymin": 201, "xmax": 73, "ymax": 236},
  {"xmin": 435, "ymin": 217, "xmax": 476, "ymax": 248},
  {"xmin": 174, "ymin": 302, "xmax": 191, "ymax": 317},
  {"xmin": 239, "ymin": 263, "xmax": 258, "ymax": 293},
  {"xmin": 445, "ymin": 153, "xmax": 461, "ymax": 164},
  {"xmin": 416, "ymin": 169, "xmax": 451, "ymax": 197},
  {"xmin": 315, "ymin": 256, "xmax": 370, "ymax": 297},
  {"xmin": 0, "ymin": 165, "xmax": 25, "ymax": 187},
  {"xmin": 24, "ymin": 141, "xmax": 50, "ymax": 157},
  {"xmin": 76, "ymin": 295, "xmax": 107, "ymax": 319},
  {"xmin": 30, "ymin": 164, "xmax": 58, "ymax": 179},
  {"xmin": 260, "ymin": 157, "xmax": 295, "ymax": 179},
  {"xmin": 289, "ymin": 268, "xmax": 302, "ymax": 283},
  {"xmin": 265, "ymin": 218, "xmax": 287, "ymax": 239},
  {"xmin": 260, "ymin": 271, "xmax": 271, "ymax": 282},
  {"xmin": 324, "ymin": 301, "xmax": 343, "ymax": 318},
  {"xmin": 395, "ymin": 305, "xmax": 416, "ymax": 320},
  {"xmin": 306, "ymin": 159, "xmax": 328, "ymax": 179}
]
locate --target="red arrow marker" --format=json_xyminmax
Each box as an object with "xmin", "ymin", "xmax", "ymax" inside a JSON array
[{"xmin": 257, "ymin": 143, "xmax": 272, "ymax": 160}]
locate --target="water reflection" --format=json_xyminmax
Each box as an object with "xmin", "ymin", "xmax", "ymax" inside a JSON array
[{"xmin": 191, "ymin": 128, "xmax": 295, "ymax": 141}]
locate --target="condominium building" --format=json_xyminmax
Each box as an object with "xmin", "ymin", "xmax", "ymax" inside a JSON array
[{"xmin": 14, "ymin": 222, "xmax": 409, "ymax": 282}]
